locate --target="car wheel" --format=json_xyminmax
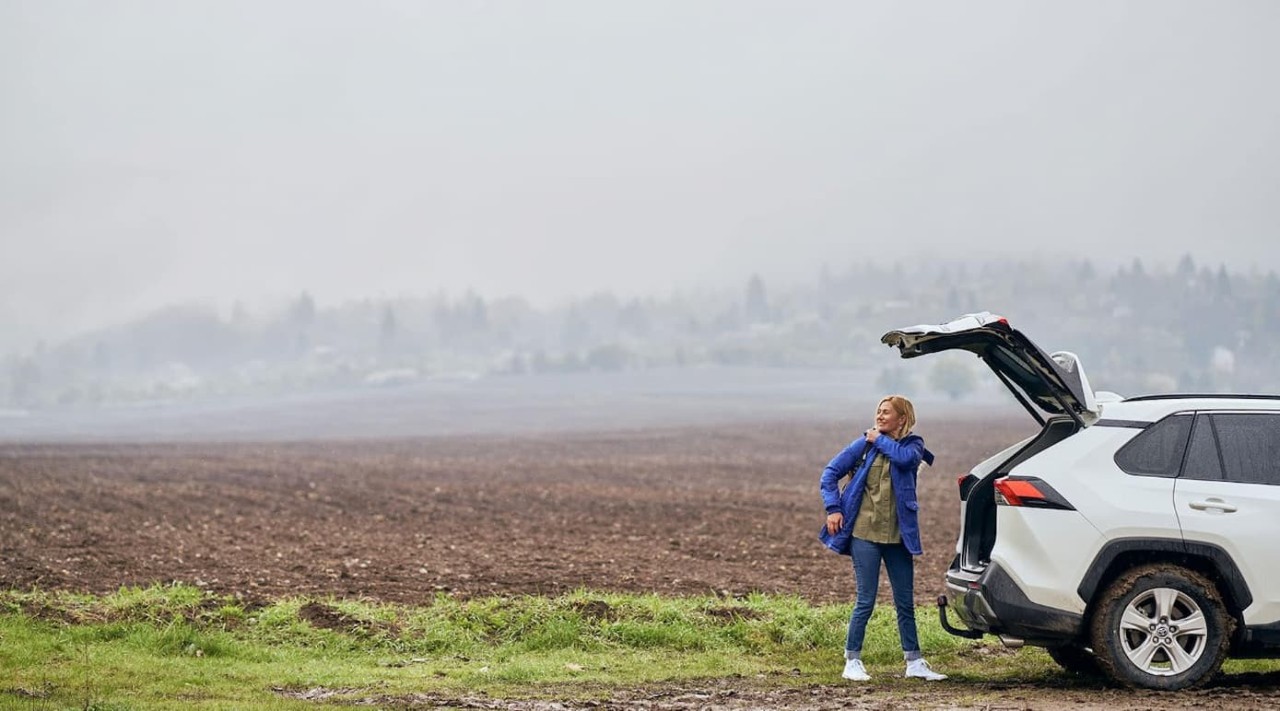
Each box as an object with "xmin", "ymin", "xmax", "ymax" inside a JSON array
[
  {"xmin": 1089, "ymin": 563, "xmax": 1233, "ymax": 690},
  {"xmin": 1045, "ymin": 644, "xmax": 1100, "ymax": 676}
]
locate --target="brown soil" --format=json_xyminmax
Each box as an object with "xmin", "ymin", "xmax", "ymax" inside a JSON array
[
  {"xmin": 0, "ymin": 418, "xmax": 1031, "ymax": 605},
  {"xmin": 4, "ymin": 416, "xmax": 1279, "ymax": 709}
]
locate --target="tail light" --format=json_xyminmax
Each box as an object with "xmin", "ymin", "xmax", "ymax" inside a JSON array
[{"xmin": 993, "ymin": 476, "xmax": 1075, "ymax": 510}]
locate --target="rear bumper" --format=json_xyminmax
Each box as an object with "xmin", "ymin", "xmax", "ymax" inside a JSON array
[{"xmin": 945, "ymin": 562, "xmax": 1083, "ymax": 645}]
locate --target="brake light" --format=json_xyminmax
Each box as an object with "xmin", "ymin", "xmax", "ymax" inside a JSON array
[
  {"xmin": 992, "ymin": 476, "xmax": 1075, "ymax": 510},
  {"xmin": 993, "ymin": 477, "xmax": 1043, "ymax": 507}
]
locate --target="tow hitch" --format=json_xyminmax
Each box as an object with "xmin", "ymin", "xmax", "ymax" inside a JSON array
[{"xmin": 936, "ymin": 595, "xmax": 983, "ymax": 639}]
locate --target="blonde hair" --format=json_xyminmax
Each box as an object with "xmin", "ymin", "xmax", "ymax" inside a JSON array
[{"xmin": 878, "ymin": 395, "xmax": 916, "ymax": 439}]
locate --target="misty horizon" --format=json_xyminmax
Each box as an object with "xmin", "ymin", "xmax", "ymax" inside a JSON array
[
  {"xmin": 3, "ymin": 252, "xmax": 1275, "ymax": 417},
  {"xmin": 1, "ymin": 250, "xmax": 1274, "ymax": 355}
]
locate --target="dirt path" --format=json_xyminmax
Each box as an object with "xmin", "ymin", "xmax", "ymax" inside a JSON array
[{"xmin": 281, "ymin": 673, "xmax": 1280, "ymax": 710}]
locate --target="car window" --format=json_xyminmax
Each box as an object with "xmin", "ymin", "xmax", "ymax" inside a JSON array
[
  {"xmin": 1207, "ymin": 413, "xmax": 1280, "ymax": 486},
  {"xmin": 1114, "ymin": 413, "xmax": 1192, "ymax": 478},
  {"xmin": 1180, "ymin": 415, "xmax": 1224, "ymax": 481}
]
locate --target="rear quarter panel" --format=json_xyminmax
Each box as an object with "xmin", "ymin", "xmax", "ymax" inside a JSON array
[
  {"xmin": 991, "ymin": 506, "xmax": 1104, "ymax": 614},
  {"xmin": 995, "ymin": 425, "xmax": 1178, "ymax": 610}
]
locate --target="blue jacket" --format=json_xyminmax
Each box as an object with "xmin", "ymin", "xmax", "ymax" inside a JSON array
[{"xmin": 818, "ymin": 432, "xmax": 935, "ymax": 556}]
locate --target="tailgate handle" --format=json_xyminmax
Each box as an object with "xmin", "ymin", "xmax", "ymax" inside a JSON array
[{"xmin": 1189, "ymin": 498, "xmax": 1238, "ymax": 513}]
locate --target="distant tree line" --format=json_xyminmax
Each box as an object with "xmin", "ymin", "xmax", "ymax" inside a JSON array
[{"xmin": 3, "ymin": 255, "xmax": 1278, "ymax": 409}]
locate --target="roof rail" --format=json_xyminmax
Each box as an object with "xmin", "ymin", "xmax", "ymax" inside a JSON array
[{"xmin": 1124, "ymin": 393, "xmax": 1280, "ymax": 402}]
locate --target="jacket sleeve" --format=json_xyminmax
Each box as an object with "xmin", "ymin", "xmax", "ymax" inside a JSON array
[
  {"xmin": 868, "ymin": 434, "xmax": 924, "ymax": 469},
  {"xmin": 820, "ymin": 439, "xmax": 867, "ymax": 513}
]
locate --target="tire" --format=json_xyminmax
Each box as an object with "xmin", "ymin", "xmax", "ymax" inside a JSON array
[
  {"xmin": 1089, "ymin": 563, "xmax": 1233, "ymax": 690},
  {"xmin": 1045, "ymin": 644, "xmax": 1101, "ymax": 676}
]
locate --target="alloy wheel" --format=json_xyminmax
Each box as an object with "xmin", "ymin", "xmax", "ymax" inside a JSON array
[{"xmin": 1117, "ymin": 586, "xmax": 1208, "ymax": 676}]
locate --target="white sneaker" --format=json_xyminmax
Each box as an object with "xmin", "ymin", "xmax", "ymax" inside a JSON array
[
  {"xmin": 905, "ymin": 658, "xmax": 947, "ymax": 681},
  {"xmin": 841, "ymin": 658, "xmax": 870, "ymax": 681}
]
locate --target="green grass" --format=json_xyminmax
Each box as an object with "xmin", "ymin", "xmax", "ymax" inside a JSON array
[{"xmin": 1, "ymin": 584, "xmax": 1278, "ymax": 710}]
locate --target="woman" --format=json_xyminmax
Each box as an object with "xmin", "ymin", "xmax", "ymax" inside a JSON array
[{"xmin": 818, "ymin": 394, "xmax": 946, "ymax": 681}]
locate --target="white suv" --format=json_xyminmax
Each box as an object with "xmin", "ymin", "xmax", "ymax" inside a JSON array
[{"xmin": 881, "ymin": 312, "xmax": 1280, "ymax": 690}]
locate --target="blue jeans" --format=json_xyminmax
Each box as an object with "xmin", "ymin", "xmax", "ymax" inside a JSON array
[{"xmin": 845, "ymin": 537, "xmax": 921, "ymax": 661}]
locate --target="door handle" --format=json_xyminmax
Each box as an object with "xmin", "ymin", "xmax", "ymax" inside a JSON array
[{"xmin": 1188, "ymin": 498, "xmax": 1238, "ymax": 513}]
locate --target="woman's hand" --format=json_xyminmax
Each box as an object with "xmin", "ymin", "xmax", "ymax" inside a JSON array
[
  {"xmin": 825, "ymin": 512, "xmax": 844, "ymax": 535},
  {"xmin": 865, "ymin": 427, "xmax": 879, "ymax": 443}
]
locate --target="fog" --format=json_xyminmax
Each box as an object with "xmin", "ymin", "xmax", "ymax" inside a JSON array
[
  {"xmin": 0, "ymin": 366, "xmax": 1027, "ymax": 442},
  {"xmin": 2, "ymin": 2, "xmax": 1279, "ymax": 440},
  {"xmin": 5, "ymin": 1, "xmax": 1280, "ymax": 343}
]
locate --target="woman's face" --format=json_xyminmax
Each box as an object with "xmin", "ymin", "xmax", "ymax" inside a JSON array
[{"xmin": 875, "ymin": 401, "xmax": 904, "ymax": 435}]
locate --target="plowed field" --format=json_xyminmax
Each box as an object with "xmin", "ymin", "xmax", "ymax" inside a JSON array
[{"xmin": 0, "ymin": 418, "xmax": 1033, "ymax": 605}]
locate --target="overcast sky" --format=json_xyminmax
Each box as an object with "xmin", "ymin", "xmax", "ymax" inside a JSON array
[{"xmin": 3, "ymin": 1, "xmax": 1279, "ymax": 349}]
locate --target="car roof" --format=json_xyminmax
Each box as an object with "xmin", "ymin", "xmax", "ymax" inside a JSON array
[{"xmin": 1103, "ymin": 394, "xmax": 1280, "ymax": 422}]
